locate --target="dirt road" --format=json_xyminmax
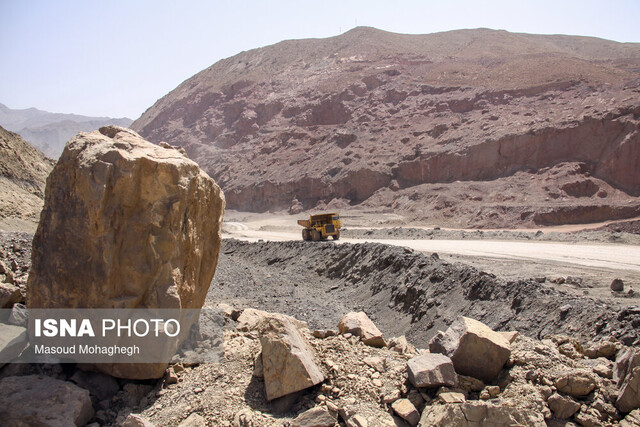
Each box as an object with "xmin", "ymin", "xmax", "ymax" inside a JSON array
[{"xmin": 222, "ymin": 226, "xmax": 640, "ymax": 273}]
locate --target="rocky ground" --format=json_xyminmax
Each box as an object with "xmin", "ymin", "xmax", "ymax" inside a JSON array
[{"xmin": 2, "ymin": 233, "xmax": 640, "ymax": 425}]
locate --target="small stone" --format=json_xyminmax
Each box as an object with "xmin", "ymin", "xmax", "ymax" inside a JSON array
[
  {"xmin": 486, "ymin": 386, "xmax": 500, "ymax": 397},
  {"xmin": 382, "ymin": 390, "xmax": 402, "ymax": 404},
  {"xmin": 178, "ymin": 413, "xmax": 206, "ymax": 427},
  {"xmin": 346, "ymin": 414, "xmax": 368, "ymax": 427},
  {"xmin": 291, "ymin": 406, "xmax": 336, "ymax": 427},
  {"xmin": 372, "ymin": 379, "xmax": 383, "ymax": 387},
  {"xmin": 166, "ymin": 367, "xmax": 179, "ymax": 384},
  {"xmin": 122, "ymin": 414, "xmax": 155, "ymax": 427},
  {"xmin": 391, "ymin": 399, "xmax": 420, "ymax": 426},
  {"xmin": 438, "ymin": 392, "xmax": 466, "ymax": 404},
  {"xmin": 611, "ymin": 278, "xmax": 625, "ymax": 292},
  {"xmin": 338, "ymin": 312, "xmax": 385, "ymax": 347},
  {"xmin": 363, "ymin": 356, "xmax": 386, "ymax": 372},
  {"xmin": 547, "ymin": 393, "xmax": 580, "ymax": 419},
  {"xmin": 594, "ymin": 364, "xmax": 613, "ymax": 379}
]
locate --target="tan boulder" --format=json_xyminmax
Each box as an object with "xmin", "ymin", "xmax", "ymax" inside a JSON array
[
  {"xmin": 406, "ymin": 353, "xmax": 457, "ymax": 388},
  {"xmin": 617, "ymin": 366, "xmax": 640, "ymax": 413},
  {"xmin": 621, "ymin": 409, "xmax": 640, "ymax": 427},
  {"xmin": 338, "ymin": 311, "xmax": 385, "ymax": 347},
  {"xmin": 0, "ymin": 282, "xmax": 21, "ymax": 308},
  {"xmin": 391, "ymin": 399, "xmax": 420, "ymax": 426},
  {"xmin": 237, "ymin": 308, "xmax": 306, "ymax": 332},
  {"xmin": 428, "ymin": 316, "xmax": 511, "ymax": 382},
  {"xmin": 0, "ymin": 375, "xmax": 94, "ymax": 426},
  {"xmin": 178, "ymin": 413, "xmax": 207, "ymax": 427},
  {"xmin": 291, "ymin": 406, "xmax": 336, "ymax": 427},
  {"xmin": 555, "ymin": 371, "xmax": 597, "ymax": 397},
  {"xmin": 419, "ymin": 400, "xmax": 545, "ymax": 426},
  {"xmin": 0, "ymin": 324, "xmax": 27, "ymax": 367},
  {"xmin": 259, "ymin": 313, "xmax": 324, "ymax": 401},
  {"xmin": 26, "ymin": 126, "xmax": 224, "ymax": 379},
  {"xmin": 122, "ymin": 414, "xmax": 155, "ymax": 427},
  {"xmin": 547, "ymin": 393, "xmax": 580, "ymax": 419},
  {"xmin": 615, "ymin": 347, "xmax": 640, "ymax": 387},
  {"xmin": 28, "ymin": 126, "xmax": 224, "ymax": 310}
]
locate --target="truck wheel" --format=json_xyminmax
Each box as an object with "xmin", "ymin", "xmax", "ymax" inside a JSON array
[
  {"xmin": 332, "ymin": 232, "xmax": 340, "ymax": 240},
  {"xmin": 311, "ymin": 230, "xmax": 321, "ymax": 241},
  {"xmin": 302, "ymin": 229, "xmax": 310, "ymax": 241}
]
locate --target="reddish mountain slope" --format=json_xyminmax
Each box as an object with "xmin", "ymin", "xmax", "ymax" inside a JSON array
[{"xmin": 131, "ymin": 27, "xmax": 640, "ymax": 227}]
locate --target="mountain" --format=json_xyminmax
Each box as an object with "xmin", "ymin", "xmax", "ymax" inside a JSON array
[
  {"xmin": 131, "ymin": 27, "xmax": 640, "ymax": 228},
  {"xmin": 0, "ymin": 103, "xmax": 132, "ymax": 158},
  {"xmin": 0, "ymin": 125, "xmax": 55, "ymax": 231}
]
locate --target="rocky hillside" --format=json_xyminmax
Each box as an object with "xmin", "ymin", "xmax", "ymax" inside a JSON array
[
  {"xmin": 131, "ymin": 27, "xmax": 640, "ymax": 228},
  {"xmin": 0, "ymin": 103, "xmax": 132, "ymax": 158},
  {"xmin": 0, "ymin": 126, "xmax": 54, "ymax": 231}
]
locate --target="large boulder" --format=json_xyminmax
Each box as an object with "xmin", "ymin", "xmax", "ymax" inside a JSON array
[
  {"xmin": 26, "ymin": 126, "xmax": 225, "ymax": 379},
  {"xmin": 338, "ymin": 311, "xmax": 385, "ymax": 347},
  {"xmin": 428, "ymin": 316, "xmax": 511, "ymax": 383},
  {"xmin": 555, "ymin": 371, "xmax": 597, "ymax": 397},
  {"xmin": 406, "ymin": 353, "xmax": 457, "ymax": 389},
  {"xmin": 617, "ymin": 366, "xmax": 640, "ymax": 413},
  {"xmin": 0, "ymin": 375, "xmax": 94, "ymax": 426},
  {"xmin": 28, "ymin": 126, "xmax": 225, "ymax": 310},
  {"xmin": 258, "ymin": 313, "xmax": 324, "ymax": 401}
]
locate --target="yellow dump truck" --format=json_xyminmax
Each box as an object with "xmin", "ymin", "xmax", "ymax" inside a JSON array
[{"xmin": 297, "ymin": 213, "xmax": 341, "ymax": 241}]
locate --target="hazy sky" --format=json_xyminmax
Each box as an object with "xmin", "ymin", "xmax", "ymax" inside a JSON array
[{"xmin": 1, "ymin": 0, "xmax": 639, "ymax": 120}]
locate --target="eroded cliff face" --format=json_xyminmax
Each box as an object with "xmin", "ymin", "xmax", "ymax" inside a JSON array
[{"xmin": 132, "ymin": 27, "xmax": 640, "ymax": 227}]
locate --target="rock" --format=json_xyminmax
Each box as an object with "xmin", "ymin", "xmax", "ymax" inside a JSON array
[
  {"xmin": 122, "ymin": 414, "xmax": 155, "ymax": 427},
  {"xmin": 458, "ymin": 375, "xmax": 485, "ymax": 392},
  {"xmin": 593, "ymin": 363, "xmax": 613, "ymax": 379},
  {"xmin": 617, "ymin": 366, "xmax": 640, "ymax": 413},
  {"xmin": 291, "ymin": 406, "xmax": 336, "ymax": 427},
  {"xmin": 0, "ymin": 375, "xmax": 94, "ymax": 426},
  {"xmin": 438, "ymin": 392, "xmax": 466, "ymax": 404},
  {"xmin": 499, "ymin": 331, "xmax": 519, "ymax": 344},
  {"xmin": 8, "ymin": 302, "xmax": 27, "ymax": 326},
  {"xmin": 555, "ymin": 371, "xmax": 597, "ymax": 397},
  {"xmin": 238, "ymin": 308, "xmax": 306, "ymax": 332},
  {"xmin": 387, "ymin": 335, "xmax": 416, "ymax": 354},
  {"xmin": 70, "ymin": 370, "xmax": 120, "ymax": 401},
  {"xmin": 547, "ymin": 393, "xmax": 580, "ymax": 419},
  {"xmin": 583, "ymin": 340, "xmax": 621, "ymax": 359},
  {"xmin": 166, "ymin": 367, "xmax": 179, "ymax": 384},
  {"xmin": 258, "ymin": 314, "xmax": 324, "ymax": 401},
  {"xmin": 419, "ymin": 400, "xmax": 546, "ymax": 426},
  {"xmin": 0, "ymin": 260, "xmax": 14, "ymax": 284},
  {"xmin": 406, "ymin": 353, "xmax": 457, "ymax": 388},
  {"xmin": 346, "ymin": 414, "xmax": 368, "ymax": 427},
  {"xmin": 621, "ymin": 409, "xmax": 640, "ymax": 427},
  {"xmin": 179, "ymin": 413, "xmax": 207, "ymax": 427},
  {"xmin": 26, "ymin": 126, "xmax": 225, "ymax": 379},
  {"xmin": 253, "ymin": 351, "xmax": 264, "ymax": 378},
  {"xmin": 313, "ymin": 329, "xmax": 337, "ymax": 339},
  {"xmin": 611, "ymin": 278, "xmax": 625, "ymax": 292},
  {"xmin": 615, "ymin": 347, "xmax": 640, "ymax": 387},
  {"xmin": 0, "ymin": 282, "xmax": 21, "ymax": 308},
  {"xmin": 391, "ymin": 399, "xmax": 420, "ymax": 426},
  {"xmin": 338, "ymin": 312, "xmax": 385, "ymax": 347},
  {"xmin": 0, "ymin": 324, "xmax": 27, "ymax": 366},
  {"xmin": 363, "ymin": 356, "xmax": 386, "ymax": 372},
  {"xmin": 428, "ymin": 316, "xmax": 511, "ymax": 382}
]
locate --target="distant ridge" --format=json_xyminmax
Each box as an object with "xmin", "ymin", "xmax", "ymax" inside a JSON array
[
  {"xmin": 0, "ymin": 103, "xmax": 132, "ymax": 158},
  {"xmin": 132, "ymin": 27, "xmax": 640, "ymax": 227}
]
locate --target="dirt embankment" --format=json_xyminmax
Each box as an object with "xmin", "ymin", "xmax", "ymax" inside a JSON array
[{"xmin": 213, "ymin": 239, "xmax": 640, "ymax": 347}]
